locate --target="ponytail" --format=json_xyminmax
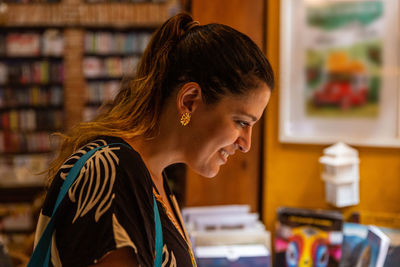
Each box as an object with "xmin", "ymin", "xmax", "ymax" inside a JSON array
[
  {"xmin": 110, "ymin": 12, "xmax": 200, "ymax": 138},
  {"xmin": 46, "ymin": 12, "xmax": 274, "ymax": 184}
]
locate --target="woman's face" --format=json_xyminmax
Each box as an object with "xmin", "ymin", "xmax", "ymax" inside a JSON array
[{"xmin": 184, "ymin": 83, "xmax": 271, "ymax": 177}]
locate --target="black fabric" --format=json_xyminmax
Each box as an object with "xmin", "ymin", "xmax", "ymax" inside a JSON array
[{"xmin": 39, "ymin": 136, "xmax": 194, "ymax": 267}]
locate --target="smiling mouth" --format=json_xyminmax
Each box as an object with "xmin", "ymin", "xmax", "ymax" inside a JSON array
[{"xmin": 219, "ymin": 149, "xmax": 229, "ymax": 161}]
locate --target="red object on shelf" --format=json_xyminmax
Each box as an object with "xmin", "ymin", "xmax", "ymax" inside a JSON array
[{"xmin": 313, "ymin": 79, "xmax": 368, "ymax": 109}]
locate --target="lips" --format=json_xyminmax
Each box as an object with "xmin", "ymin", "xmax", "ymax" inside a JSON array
[{"xmin": 220, "ymin": 149, "xmax": 229, "ymax": 159}]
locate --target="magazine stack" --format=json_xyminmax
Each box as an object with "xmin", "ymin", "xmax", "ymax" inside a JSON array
[{"xmin": 182, "ymin": 205, "xmax": 271, "ymax": 267}]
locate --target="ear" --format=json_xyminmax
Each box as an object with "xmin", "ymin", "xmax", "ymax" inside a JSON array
[{"xmin": 176, "ymin": 82, "xmax": 203, "ymax": 114}]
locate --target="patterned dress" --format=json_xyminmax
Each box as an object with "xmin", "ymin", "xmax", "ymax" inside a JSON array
[{"xmin": 34, "ymin": 136, "xmax": 196, "ymax": 267}]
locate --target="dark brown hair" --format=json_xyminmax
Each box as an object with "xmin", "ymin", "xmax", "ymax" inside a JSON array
[{"xmin": 47, "ymin": 12, "xmax": 274, "ymax": 182}]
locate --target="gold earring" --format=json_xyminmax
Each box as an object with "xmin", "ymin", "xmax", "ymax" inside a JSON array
[{"xmin": 180, "ymin": 112, "xmax": 191, "ymax": 126}]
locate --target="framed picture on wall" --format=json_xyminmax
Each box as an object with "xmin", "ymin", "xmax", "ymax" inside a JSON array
[{"xmin": 279, "ymin": 0, "xmax": 400, "ymax": 147}]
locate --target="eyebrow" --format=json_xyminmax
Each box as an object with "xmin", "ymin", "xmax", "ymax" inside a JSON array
[{"xmin": 236, "ymin": 112, "xmax": 258, "ymax": 122}]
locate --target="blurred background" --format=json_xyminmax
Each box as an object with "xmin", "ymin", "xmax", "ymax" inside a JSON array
[{"xmin": 0, "ymin": 0, "xmax": 399, "ymax": 266}]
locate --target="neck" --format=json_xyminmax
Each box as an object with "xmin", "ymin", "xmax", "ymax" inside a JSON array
[
  {"xmin": 124, "ymin": 133, "xmax": 182, "ymax": 186},
  {"xmin": 124, "ymin": 103, "xmax": 185, "ymax": 188}
]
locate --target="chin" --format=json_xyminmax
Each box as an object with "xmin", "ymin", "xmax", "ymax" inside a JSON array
[
  {"xmin": 191, "ymin": 164, "xmax": 220, "ymax": 178},
  {"xmin": 202, "ymin": 171, "xmax": 218, "ymax": 178},
  {"xmin": 200, "ymin": 165, "xmax": 221, "ymax": 178}
]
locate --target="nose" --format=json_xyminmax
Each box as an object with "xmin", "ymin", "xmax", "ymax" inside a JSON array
[{"xmin": 235, "ymin": 127, "xmax": 252, "ymax": 153}]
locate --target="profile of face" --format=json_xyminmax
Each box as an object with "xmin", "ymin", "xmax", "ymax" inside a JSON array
[{"xmin": 182, "ymin": 82, "xmax": 271, "ymax": 178}]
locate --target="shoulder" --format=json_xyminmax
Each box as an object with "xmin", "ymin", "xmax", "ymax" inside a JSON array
[
  {"xmin": 44, "ymin": 136, "xmax": 151, "ymax": 217},
  {"xmin": 38, "ymin": 137, "xmax": 156, "ymax": 266},
  {"xmin": 58, "ymin": 136, "xmax": 143, "ymax": 178},
  {"xmin": 59, "ymin": 136, "xmax": 152, "ymax": 195}
]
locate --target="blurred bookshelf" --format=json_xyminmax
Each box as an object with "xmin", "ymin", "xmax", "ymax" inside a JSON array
[
  {"xmin": 0, "ymin": 0, "xmax": 179, "ymax": 183},
  {"xmin": 0, "ymin": 1, "xmax": 179, "ymax": 264},
  {"xmin": 0, "ymin": 28, "xmax": 65, "ymax": 266},
  {"xmin": 0, "ymin": 28, "xmax": 64, "ymax": 188},
  {"xmin": 82, "ymin": 29, "xmax": 151, "ymax": 121}
]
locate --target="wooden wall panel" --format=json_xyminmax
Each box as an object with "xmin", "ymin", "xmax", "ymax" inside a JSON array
[
  {"xmin": 192, "ymin": 0, "xmax": 264, "ymax": 47},
  {"xmin": 185, "ymin": 0, "xmax": 265, "ymax": 212},
  {"xmin": 264, "ymin": 0, "xmax": 400, "ymax": 234}
]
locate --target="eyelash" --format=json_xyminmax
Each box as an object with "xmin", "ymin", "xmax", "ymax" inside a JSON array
[{"xmin": 236, "ymin": 120, "xmax": 250, "ymax": 128}]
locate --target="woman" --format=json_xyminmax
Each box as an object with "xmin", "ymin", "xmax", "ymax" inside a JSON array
[{"xmin": 33, "ymin": 12, "xmax": 274, "ymax": 266}]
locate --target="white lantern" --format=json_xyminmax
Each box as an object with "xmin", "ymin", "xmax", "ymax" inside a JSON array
[{"xmin": 319, "ymin": 142, "xmax": 360, "ymax": 207}]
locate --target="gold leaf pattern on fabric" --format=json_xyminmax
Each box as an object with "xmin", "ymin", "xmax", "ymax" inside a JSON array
[
  {"xmin": 112, "ymin": 213, "xmax": 138, "ymax": 254},
  {"xmin": 59, "ymin": 140, "xmax": 121, "ymax": 223},
  {"xmin": 59, "ymin": 140, "xmax": 107, "ymax": 180},
  {"xmin": 162, "ymin": 244, "xmax": 177, "ymax": 267}
]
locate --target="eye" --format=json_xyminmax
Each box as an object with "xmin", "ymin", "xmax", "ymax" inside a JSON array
[
  {"xmin": 314, "ymin": 244, "xmax": 329, "ymax": 267},
  {"xmin": 286, "ymin": 241, "xmax": 299, "ymax": 267},
  {"xmin": 236, "ymin": 120, "xmax": 250, "ymax": 128}
]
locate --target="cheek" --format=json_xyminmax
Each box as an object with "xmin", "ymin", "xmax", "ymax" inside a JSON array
[
  {"xmin": 202, "ymin": 122, "xmax": 236, "ymax": 151},
  {"xmin": 186, "ymin": 121, "xmax": 237, "ymax": 177},
  {"xmin": 200, "ymin": 134, "xmax": 237, "ymax": 171},
  {"xmin": 189, "ymin": 110, "xmax": 238, "ymax": 156}
]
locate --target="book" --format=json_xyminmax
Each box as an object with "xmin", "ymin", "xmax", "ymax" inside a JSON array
[
  {"xmin": 182, "ymin": 205, "xmax": 250, "ymax": 228},
  {"xmin": 381, "ymin": 227, "xmax": 400, "ymax": 267},
  {"xmin": 42, "ymin": 29, "xmax": 64, "ymax": 56},
  {"xmin": 274, "ymin": 207, "xmax": 343, "ymax": 267},
  {"xmin": 0, "ymin": 238, "xmax": 12, "ymax": 267},
  {"xmin": 367, "ymin": 225, "xmax": 390, "ymax": 267},
  {"xmin": 6, "ymin": 33, "xmax": 40, "ymax": 56},
  {"xmin": 341, "ymin": 222, "xmax": 391, "ymax": 267},
  {"xmin": 0, "ymin": 35, "xmax": 5, "ymax": 55},
  {"xmin": 0, "ymin": 63, "xmax": 7, "ymax": 84},
  {"xmin": 0, "ymin": 202, "xmax": 34, "ymax": 231},
  {"xmin": 83, "ymin": 57, "xmax": 103, "ymax": 78},
  {"xmin": 0, "ymin": 132, "xmax": 3, "ymax": 153},
  {"xmin": 182, "ymin": 205, "xmax": 271, "ymax": 266},
  {"xmin": 190, "ymin": 224, "xmax": 270, "ymax": 248},
  {"xmin": 195, "ymin": 244, "xmax": 271, "ymax": 267}
]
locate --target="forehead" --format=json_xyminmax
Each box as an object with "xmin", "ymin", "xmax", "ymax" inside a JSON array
[
  {"xmin": 234, "ymin": 84, "xmax": 270, "ymax": 101},
  {"xmin": 218, "ymin": 84, "xmax": 271, "ymax": 117}
]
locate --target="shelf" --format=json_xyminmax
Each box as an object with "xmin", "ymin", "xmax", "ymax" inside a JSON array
[
  {"xmin": 0, "ymin": 145, "xmax": 57, "ymax": 154},
  {"xmin": 1, "ymin": 3, "xmax": 171, "ymax": 27},
  {"xmin": 85, "ymin": 101, "xmax": 112, "ymax": 106},
  {"xmin": 0, "ymin": 128, "xmax": 63, "ymax": 133},
  {"xmin": 84, "ymin": 52, "xmax": 141, "ymax": 57},
  {"xmin": 0, "ymin": 128, "xmax": 63, "ymax": 134},
  {"xmin": 0, "ymin": 83, "xmax": 63, "ymax": 88},
  {"xmin": 0, "ymin": 25, "xmax": 66, "ymax": 31},
  {"xmin": 0, "ymin": 128, "xmax": 62, "ymax": 132},
  {"xmin": 0, "ymin": 55, "xmax": 63, "ymax": 60},
  {"xmin": 0, "ymin": 150, "xmax": 55, "ymax": 156},
  {"xmin": 0, "ymin": 184, "xmax": 45, "ymax": 202},
  {"xmin": 0, "ymin": 82, "xmax": 63, "ymax": 87},
  {"xmin": 2, "ymin": 0, "xmax": 60, "ymax": 4},
  {"xmin": 85, "ymin": 76, "xmax": 123, "ymax": 81},
  {"xmin": 85, "ymin": 102, "xmax": 102, "ymax": 106},
  {"xmin": 0, "ymin": 105, "xmax": 63, "ymax": 111},
  {"xmin": 0, "ymin": 228, "xmax": 36, "ymax": 234}
]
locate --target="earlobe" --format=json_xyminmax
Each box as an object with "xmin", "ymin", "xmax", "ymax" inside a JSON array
[{"xmin": 176, "ymin": 82, "xmax": 202, "ymax": 114}]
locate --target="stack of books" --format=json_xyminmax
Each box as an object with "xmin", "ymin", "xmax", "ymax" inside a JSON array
[{"xmin": 182, "ymin": 205, "xmax": 271, "ymax": 267}]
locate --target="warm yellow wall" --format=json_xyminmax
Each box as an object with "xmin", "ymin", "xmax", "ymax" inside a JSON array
[{"xmin": 263, "ymin": 0, "xmax": 400, "ymax": 233}]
